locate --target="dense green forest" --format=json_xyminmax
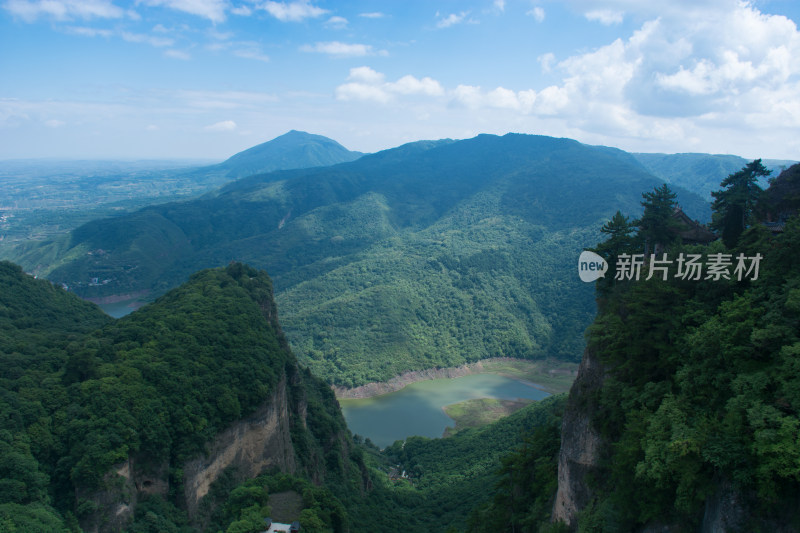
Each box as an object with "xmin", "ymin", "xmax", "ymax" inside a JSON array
[
  {"xmin": 632, "ymin": 153, "xmax": 793, "ymax": 201},
  {"xmin": 17, "ymin": 134, "xmax": 711, "ymax": 387},
  {"xmin": 0, "ymin": 262, "xmax": 365, "ymax": 532},
  {"xmin": 0, "ymin": 256, "xmax": 569, "ymax": 533},
  {"xmin": 563, "ymin": 162, "xmax": 800, "ymax": 529},
  {"xmin": 346, "ymin": 395, "xmax": 566, "ymax": 533},
  {"xmin": 4, "ymin": 155, "xmax": 799, "ymax": 532}
]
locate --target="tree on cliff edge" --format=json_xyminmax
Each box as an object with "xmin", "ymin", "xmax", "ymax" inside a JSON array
[{"xmin": 711, "ymin": 159, "xmax": 770, "ymax": 248}]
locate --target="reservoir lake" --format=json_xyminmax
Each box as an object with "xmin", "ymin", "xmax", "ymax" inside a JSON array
[{"xmin": 339, "ymin": 373, "xmax": 550, "ymax": 448}]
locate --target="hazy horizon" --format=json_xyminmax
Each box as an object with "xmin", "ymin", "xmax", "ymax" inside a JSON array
[{"xmin": 2, "ymin": 0, "xmax": 800, "ymax": 160}]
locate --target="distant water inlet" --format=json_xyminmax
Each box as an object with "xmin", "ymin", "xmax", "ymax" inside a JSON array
[
  {"xmin": 339, "ymin": 373, "xmax": 549, "ymax": 448},
  {"xmin": 97, "ymin": 297, "xmax": 145, "ymax": 318}
]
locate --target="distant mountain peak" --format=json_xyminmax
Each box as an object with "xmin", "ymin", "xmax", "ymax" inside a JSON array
[{"xmin": 215, "ymin": 130, "xmax": 363, "ymax": 178}]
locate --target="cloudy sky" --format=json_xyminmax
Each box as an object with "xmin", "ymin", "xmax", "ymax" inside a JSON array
[{"xmin": 2, "ymin": 0, "xmax": 799, "ymax": 160}]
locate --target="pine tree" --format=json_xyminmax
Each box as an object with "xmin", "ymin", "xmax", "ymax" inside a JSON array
[
  {"xmin": 637, "ymin": 184, "xmax": 680, "ymax": 254},
  {"xmin": 595, "ymin": 210, "xmax": 637, "ymax": 279},
  {"xmin": 599, "ymin": 211, "xmax": 636, "ymax": 254},
  {"xmin": 711, "ymin": 159, "xmax": 770, "ymax": 248}
]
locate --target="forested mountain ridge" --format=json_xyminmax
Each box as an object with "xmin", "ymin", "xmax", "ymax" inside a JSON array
[
  {"xmin": 205, "ymin": 129, "xmax": 364, "ymax": 179},
  {"xmin": 0, "ymin": 261, "xmax": 365, "ymax": 532},
  {"xmin": 632, "ymin": 152, "xmax": 795, "ymax": 201},
  {"xmin": 0, "ymin": 131, "xmax": 365, "ymax": 277},
  {"xmin": 551, "ymin": 163, "xmax": 800, "ymax": 530},
  {"xmin": 29, "ymin": 133, "xmax": 712, "ymax": 386}
]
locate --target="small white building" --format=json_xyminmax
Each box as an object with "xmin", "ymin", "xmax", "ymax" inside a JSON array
[{"xmin": 262, "ymin": 518, "xmax": 301, "ymax": 532}]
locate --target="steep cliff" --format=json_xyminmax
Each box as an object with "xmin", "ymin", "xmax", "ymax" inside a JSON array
[
  {"xmin": 551, "ymin": 171, "xmax": 800, "ymax": 530},
  {"xmin": 81, "ymin": 264, "xmax": 364, "ymax": 531},
  {"xmin": 552, "ymin": 346, "xmax": 605, "ymax": 525},
  {"xmin": 183, "ymin": 375, "xmax": 298, "ymax": 518},
  {"xmin": 0, "ymin": 261, "xmax": 363, "ymax": 532}
]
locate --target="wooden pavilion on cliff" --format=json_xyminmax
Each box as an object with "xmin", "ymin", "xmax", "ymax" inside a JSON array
[{"xmin": 672, "ymin": 206, "xmax": 716, "ymax": 245}]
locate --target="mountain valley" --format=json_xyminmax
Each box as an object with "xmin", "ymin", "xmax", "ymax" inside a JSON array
[{"xmin": 2, "ymin": 131, "xmax": 800, "ymax": 532}]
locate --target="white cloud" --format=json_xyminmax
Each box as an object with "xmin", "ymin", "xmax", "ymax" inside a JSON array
[
  {"xmin": 336, "ymin": 67, "xmax": 444, "ymax": 103},
  {"xmin": 66, "ymin": 26, "xmax": 113, "ymax": 37},
  {"xmin": 233, "ymin": 47, "xmax": 270, "ymax": 62},
  {"xmin": 531, "ymin": 85, "xmax": 570, "ymax": 115},
  {"xmin": 3, "ymin": 0, "xmax": 124, "ymax": 21},
  {"xmin": 450, "ymin": 83, "xmax": 569, "ymax": 114},
  {"xmin": 146, "ymin": 124, "xmax": 159, "ymax": 131},
  {"xmin": 139, "ymin": 0, "xmax": 228, "ymax": 22},
  {"xmin": 204, "ymin": 37, "xmax": 271, "ymax": 62},
  {"xmin": 538, "ymin": 52, "xmax": 555, "ymax": 72},
  {"xmin": 486, "ymin": 87, "xmax": 520, "ymax": 109},
  {"xmin": 493, "ymin": 0, "xmax": 505, "ymax": 12},
  {"xmin": 204, "ymin": 120, "xmax": 237, "ymax": 131},
  {"xmin": 563, "ymin": 0, "xmax": 732, "ymax": 20},
  {"xmin": 300, "ymin": 41, "xmax": 385, "ymax": 57},
  {"xmin": 347, "ymin": 66, "xmax": 385, "ymax": 84},
  {"xmin": 391, "ymin": 75, "xmax": 445, "ymax": 96},
  {"xmin": 45, "ymin": 119, "xmax": 65, "ymax": 128},
  {"xmin": 527, "ymin": 6, "xmax": 545, "ymax": 22},
  {"xmin": 336, "ymin": 82, "xmax": 393, "ymax": 104},
  {"xmin": 259, "ymin": 0, "xmax": 327, "ymax": 22},
  {"xmin": 324, "ymin": 15, "xmax": 348, "ymax": 29},
  {"xmin": 165, "ymin": 49, "xmax": 191, "ymax": 60},
  {"xmin": 330, "ymin": 1, "xmax": 800, "ymax": 158},
  {"xmin": 584, "ymin": 9, "xmax": 624, "ymax": 25},
  {"xmin": 436, "ymin": 11, "xmax": 473, "ymax": 28},
  {"xmin": 121, "ymin": 31, "xmax": 174, "ymax": 47},
  {"xmin": 506, "ymin": 0, "xmax": 800, "ymax": 151},
  {"xmin": 359, "ymin": 12, "xmax": 384, "ymax": 19},
  {"xmin": 179, "ymin": 90, "xmax": 278, "ymax": 109},
  {"xmin": 452, "ymin": 85, "xmax": 482, "ymax": 109},
  {"xmin": 230, "ymin": 4, "xmax": 251, "ymax": 16},
  {"xmin": 207, "ymin": 28, "xmax": 234, "ymax": 40},
  {"xmin": 228, "ymin": 41, "xmax": 270, "ymax": 61}
]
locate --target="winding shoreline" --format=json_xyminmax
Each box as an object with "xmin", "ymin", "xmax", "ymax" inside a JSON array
[{"xmin": 332, "ymin": 357, "xmax": 544, "ymax": 399}]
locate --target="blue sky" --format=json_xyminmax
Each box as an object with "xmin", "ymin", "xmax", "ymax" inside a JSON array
[{"xmin": 2, "ymin": 0, "xmax": 800, "ymax": 160}]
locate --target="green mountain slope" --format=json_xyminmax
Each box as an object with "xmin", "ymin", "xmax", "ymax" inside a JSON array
[
  {"xmin": 347, "ymin": 395, "xmax": 565, "ymax": 533},
  {"xmin": 1, "ymin": 131, "xmax": 365, "ymax": 276},
  {"xmin": 633, "ymin": 152, "xmax": 796, "ymax": 200},
  {"xmin": 0, "ymin": 261, "xmax": 364, "ymax": 532},
  {"xmin": 210, "ymin": 129, "xmax": 364, "ymax": 178},
  {"xmin": 40, "ymin": 133, "xmax": 710, "ymax": 386},
  {"xmin": 552, "ymin": 164, "xmax": 800, "ymax": 530}
]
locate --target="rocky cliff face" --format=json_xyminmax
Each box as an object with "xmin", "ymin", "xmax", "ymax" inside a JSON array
[
  {"xmin": 551, "ymin": 343, "xmax": 795, "ymax": 531},
  {"xmin": 69, "ymin": 264, "xmax": 364, "ymax": 533},
  {"xmin": 183, "ymin": 374, "xmax": 297, "ymax": 518},
  {"xmin": 552, "ymin": 345, "xmax": 606, "ymax": 527},
  {"xmin": 80, "ymin": 370, "xmax": 304, "ymax": 532}
]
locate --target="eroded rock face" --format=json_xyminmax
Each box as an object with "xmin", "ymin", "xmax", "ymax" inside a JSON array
[
  {"xmin": 80, "ymin": 373, "xmax": 298, "ymax": 532},
  {"xmin": 182, "ymin": 375, "xmax": 297, "ymax": 517},
  {"xmin": 552, "ymin": 346, "xmax": 606, "ymax": 527}
]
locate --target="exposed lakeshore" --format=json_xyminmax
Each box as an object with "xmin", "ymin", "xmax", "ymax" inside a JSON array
[{"xmin": 332, "ymin": 357, "xmax": 578, "ymax": 400}]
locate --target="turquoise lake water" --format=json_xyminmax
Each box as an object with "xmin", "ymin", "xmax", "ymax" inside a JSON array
[{"xmin": 339, "ymin": 373, "xmax": 549, "ymax": 448}]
